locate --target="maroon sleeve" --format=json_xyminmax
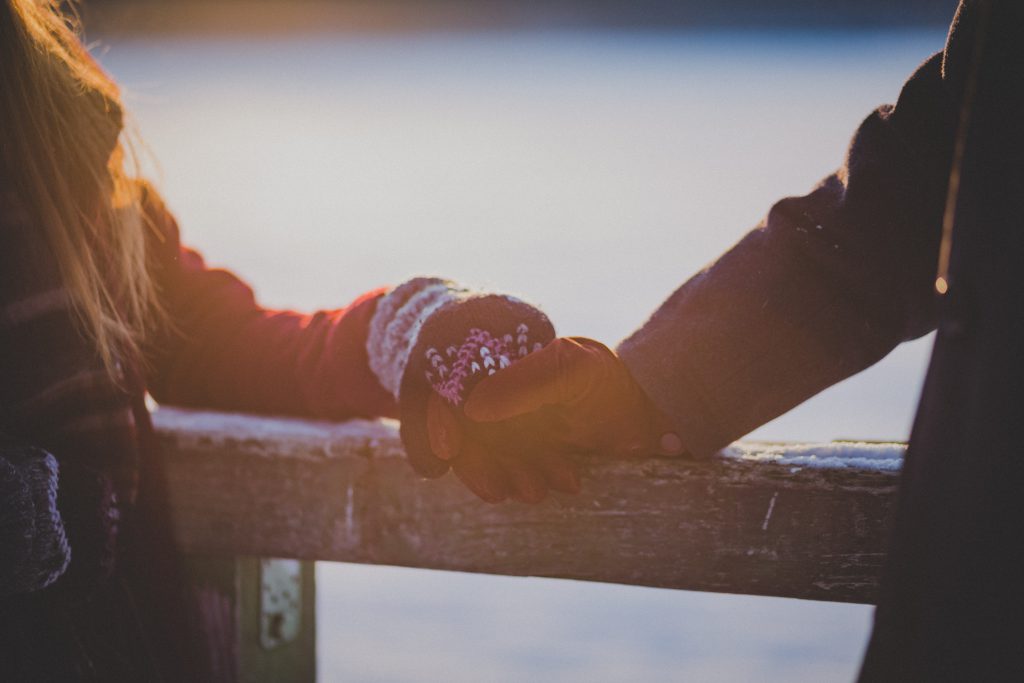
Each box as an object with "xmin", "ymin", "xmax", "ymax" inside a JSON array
[
  {"xmin": 617, "ymin": 49, "xmax": 960, "ymax": 457},
  {"xmin": 140, "ymin": 185, "xmax": 398, "ymax": 420}
]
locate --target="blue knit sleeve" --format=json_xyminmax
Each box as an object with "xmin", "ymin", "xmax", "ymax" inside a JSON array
[{"xmin": 0, "ymin": 442, "xmax": 70, "ymax": 598}]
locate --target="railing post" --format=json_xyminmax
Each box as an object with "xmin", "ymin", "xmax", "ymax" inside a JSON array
[{"xmin": 183, "ymin": 555, "xmax": 316, "ymax": 682}]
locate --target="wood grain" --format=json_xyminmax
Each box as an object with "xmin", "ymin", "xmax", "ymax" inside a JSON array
[{"xmin": 154, "ymin": 408, "xmax": 900, "ymax": 604}]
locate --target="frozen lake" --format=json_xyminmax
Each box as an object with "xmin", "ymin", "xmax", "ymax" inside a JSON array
[{"xmin": 99, "ymin": 28, "xmax": 945, "ymax": 681}]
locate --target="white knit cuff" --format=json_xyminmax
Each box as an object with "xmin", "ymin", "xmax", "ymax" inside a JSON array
[{"xmin": 366, "ymin": 279, "xmax": 470, "ymax": 399}]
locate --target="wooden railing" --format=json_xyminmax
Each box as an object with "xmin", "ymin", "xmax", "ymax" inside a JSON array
[{"xmin": 153, "ymin": 407, "xmax": 903, "ymax": 682}]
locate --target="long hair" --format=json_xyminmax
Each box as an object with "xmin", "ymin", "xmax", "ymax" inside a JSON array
[{"xmin": 0, "ymin": 0, "xmax": 163, "ymax": 380}]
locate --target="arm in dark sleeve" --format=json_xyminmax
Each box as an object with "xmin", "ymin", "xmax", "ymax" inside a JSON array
[
  {"xmin": 141, "ymin": 186, "xmax": 397, "ymax": 420},
  {"xmin": 617, "ymin": 49, "xmax": 961, "ymax": 457}
]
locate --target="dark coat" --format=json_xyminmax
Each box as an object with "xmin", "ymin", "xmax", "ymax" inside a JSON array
[
  {"xmin": 860, "ymin": 2, "xmax": 1024, "ymax": 680},
  {"xmin": 619, "ymin": 1, "xmax": 1024, "ymax": 678}
]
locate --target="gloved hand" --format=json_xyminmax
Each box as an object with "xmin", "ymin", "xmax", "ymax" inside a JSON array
[
  {"xmin": 419, "ymin": 391, "xmax": 583, "ymax": 503},
  {"xmin": 462, "ymin": 337, "xmax": 686, "ymax": 459},
  {"xmin": 366, "ymin": 279, "xmax": 579, "ymax": 503},
  {"xmin": 400, "ymin": 295, "xmax": 584, "ymax": 503}
]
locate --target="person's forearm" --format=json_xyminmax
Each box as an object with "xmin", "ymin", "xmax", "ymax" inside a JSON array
[
  {"xmin": 147, "ymin": 283, "xmax": 396, "ymax": 420},
  {"xmin": 140, "ymin": 183, "xmax": 397, "ymax": 420},
  {"xmin": 618, "ymin": 51, "xmax": 959, "ymax": 457}
]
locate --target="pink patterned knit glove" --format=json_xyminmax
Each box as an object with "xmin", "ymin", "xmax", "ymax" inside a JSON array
[{"xmin": 366, "ymin": 278, "xmax": 579, "ymax": 502}]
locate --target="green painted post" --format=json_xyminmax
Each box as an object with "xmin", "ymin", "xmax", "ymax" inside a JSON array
[{"xmin": 184, "ymin": 556, "xmax": 316, "ymax": 682}]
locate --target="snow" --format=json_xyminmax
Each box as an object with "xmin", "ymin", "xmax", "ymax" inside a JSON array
[
  {"xmin": 721, "ymin": 442, "xmax": 905, "ymax": 472},
  {"xmin": 154, "ymin": 407, "xmax": 904, "ymax": 471},
  {"xmin": 151, "ymin": 405, "xmax": 401, "ymax": 457}
]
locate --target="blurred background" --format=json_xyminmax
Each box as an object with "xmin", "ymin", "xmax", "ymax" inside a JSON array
[{"xmin": 81, "ymin": 1, "xmax": 957, "ymax": 680}]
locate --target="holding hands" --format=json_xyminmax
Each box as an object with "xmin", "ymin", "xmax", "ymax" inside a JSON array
[
  {"xmin": 465, "ymin": 336, "xmax": 685, "ymax": 460},
  {"xmin": 396, "ymin": 289, "xmax": 578, "ymax": 503},
  {"xmin": 371, "ymin": 278, "xmax": 683, "ymax": 504}
]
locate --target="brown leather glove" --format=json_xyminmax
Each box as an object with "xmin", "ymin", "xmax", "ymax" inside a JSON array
[
  {"xmin": 400, "ymin": 295, "xmax": 581, "ymax": 503},
  {"xmin": 462, "ymin": 337, "xmax": 685, "ymax": 459},
  {"xmin": 425, "ymin": 391, "xmax": 581, "ymax": 503},
  {"xmin": 368, "ymin": 278, "xmax": 580, "ymax": 503}
]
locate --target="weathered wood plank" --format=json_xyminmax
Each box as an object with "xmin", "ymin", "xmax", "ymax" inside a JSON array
[{"xmin": 154, "ymin": 407, "xmax": 902, "ymax": 605}]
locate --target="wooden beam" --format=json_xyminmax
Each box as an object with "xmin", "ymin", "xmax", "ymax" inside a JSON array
[{"xmin": 154, "ymin": 407, "xmax": 902, "ymax": 605}]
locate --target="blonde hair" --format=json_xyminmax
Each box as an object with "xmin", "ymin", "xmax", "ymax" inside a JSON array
[{"xmin": 0, "ymin": 0, "xmax": 164, "ymax": 380}]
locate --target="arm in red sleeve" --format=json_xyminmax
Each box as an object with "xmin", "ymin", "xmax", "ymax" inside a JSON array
[{"xmin": 141, "ymin": 186, "xmax": 397, "ymax": 420}]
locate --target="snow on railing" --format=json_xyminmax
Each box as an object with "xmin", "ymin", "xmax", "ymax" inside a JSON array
[
  {"xmin": 154, "ymin": 406, "xmax": 900, "ymax": 605},
  {"xmin": 722, "ymin": 441, "xmax": 905, "ymax": 472}
]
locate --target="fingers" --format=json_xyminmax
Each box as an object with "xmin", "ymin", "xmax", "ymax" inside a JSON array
[
  {"xmin": 465, "ymin": 337, "xmax": 609, "ymax": 422},
  {"xmin": 426, "ymin": 393, "xmax": 462, "ymax": 460},
  {"xmin": 495, "ymin": 454, "xmax": 548, "ymax": 504},
  {"xmin": 399, "ymin": 386, "xmax": 455, "ymax": 479},
  {"xmin": 597, "ymin": 394, "xmax": 685, "ymax": 458},
  {"xmin": 421, "ymin": 390, "xmax": 584, "ymax": 503},
  {"xmin": 651, "ymin": 410, "xmax": 686, "ymax": 457},
  {"xmin": 451, "ymin": 436, "xmax": 583, "ymax": 504},
  {"xmin": 609, "ymin": 385, "xmax": 685, "ymax": 458},
  {"xmin": 466, "ymin": 452, "xmax": 580, "ymax": 504},
  {"xmin": 451, "ymin": 439, "xmax": 509, "ymax": 503},
  {"xmin": 526, "ymin": 452, "xmax": 581, "ymax": 495}
]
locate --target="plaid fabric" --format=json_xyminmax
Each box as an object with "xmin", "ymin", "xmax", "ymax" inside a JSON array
[
  {"xmin": 0, "ymin": 190, "xmax": 137, "ymax": 592},
  {"xmin": 0, "ymin": 183, "xmax": 397, "ymax": 679}
]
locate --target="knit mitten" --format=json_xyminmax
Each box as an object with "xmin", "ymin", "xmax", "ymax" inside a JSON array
[
  {"xmin": 0, "ymin": 443, "xmax": 71, "ymax": 598},
  {"xmin": 367, "ymin": 278, "xmax": 575, "ymax": 501}
]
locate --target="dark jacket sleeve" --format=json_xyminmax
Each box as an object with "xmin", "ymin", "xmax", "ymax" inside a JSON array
[
  {"xmin": 140, "ymin": 185, "xmax": 398, "ymax": 420},
  {"xmin": 617, "ymin": 44, "xmax": 963, "ymax": 457}
]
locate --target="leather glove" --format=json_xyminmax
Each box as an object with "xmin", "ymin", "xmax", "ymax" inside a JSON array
[
  {"xmin": 463, "ymin": 337, "xmax": 685, "ymax": 458},
  {"xmin": 367, "ymin": 278, "xmax": 579, "ymax": 503}
]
